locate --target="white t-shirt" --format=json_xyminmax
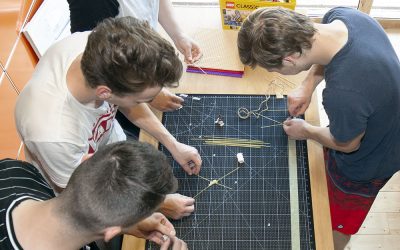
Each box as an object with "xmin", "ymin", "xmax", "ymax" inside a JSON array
[
  {"xmin": 15, "ymin": 31, "xmax": 126, "ymax": 189},
  {"xmin": 117, "ymin": 0, "xmax": 160, "ymax": 29}
]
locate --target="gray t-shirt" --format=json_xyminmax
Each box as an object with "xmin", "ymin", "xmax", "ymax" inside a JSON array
[{"xmin": 322, "ymin": 7, "xmax": 400, "ymax": 181}]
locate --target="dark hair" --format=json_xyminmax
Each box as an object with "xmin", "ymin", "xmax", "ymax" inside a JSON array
[
  {"xmin": 59, "ymin": 140, "xmax": 178, "ymax": 231},
  {"xmin": 81, "ymin": 16, "xmax": 182, "ymax": 95},
  {"xmin": 237, "ymin": 7, "xmax": 316, "ymax": 69}
]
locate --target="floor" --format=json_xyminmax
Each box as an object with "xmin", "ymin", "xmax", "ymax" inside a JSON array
[
  {"xmin": 0, "ymin": 1, "xmax": 399, "ymax": 249},
  {"xmin": 0, "ymin": 0, "xmax": 37, "ymax": 160}
]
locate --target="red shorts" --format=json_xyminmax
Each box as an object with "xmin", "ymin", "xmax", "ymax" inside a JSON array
[{"xmin": 324, "ymin": 148, "xmax": 389, "ymax": 235}]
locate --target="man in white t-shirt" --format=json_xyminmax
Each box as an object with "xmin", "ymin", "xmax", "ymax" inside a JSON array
[{"xmin": 15, "ymin": 17, "xmax": 201, "ymax": 220}]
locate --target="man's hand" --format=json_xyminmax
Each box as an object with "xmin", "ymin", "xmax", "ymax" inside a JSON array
[
  {"xmin": 160, "ymin": 236, "xmax": 188, "ymax": 250},
  {"xmin": 150, "ymin": 88, "xmax": 184, "ymax": 112},
  {"xmin": 173, "ymin": 33, "xmax": 202, "ymax": 64},
  {"xmin": 170, "ymin": 142, "xmax": 202, "ymax": 175},
  {"xmin": 287, "ymin": 86, "xmax": 312, "ymax": 116},
  {"xmin": 283, "ymin": 118, "xmax": 311, "ymax": 140},
  {"xmin": 159, "ymin": 193, "xmax": 195, "ymax": 220},
  {"xmin": 126, "ymin": 212, "xmax": 188, "ymax": 249},
  {"xmin": 126, "ymin": 213, "xmax": 175, "ymax": 244}
]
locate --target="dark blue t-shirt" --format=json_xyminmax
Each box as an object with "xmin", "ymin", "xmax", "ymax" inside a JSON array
[{"xmin": 322, "ymin": 7, "xmax": 400, "ymax": 181}]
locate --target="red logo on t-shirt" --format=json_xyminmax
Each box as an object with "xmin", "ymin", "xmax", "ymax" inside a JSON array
[
  {"xmin": 226, "ymin": 2, "xmax": 235, "ymax": 8},
  {"xmin": 88, "ymin": 104, "xmax": 118, "ymax": 153}
]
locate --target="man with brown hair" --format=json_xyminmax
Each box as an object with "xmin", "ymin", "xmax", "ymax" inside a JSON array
[
  {"xmin": 67, "ymin": 0, "xmax": 202, "ymax": 113},
  {"xmin": 15, "ymin": 17, "xmax": 201, "ymax": 220},
  {"xmin": 238, "ymin": 7, "xmax": 400, "ymax": 249}
]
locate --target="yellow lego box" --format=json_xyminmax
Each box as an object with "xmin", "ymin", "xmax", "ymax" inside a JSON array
[{"xmin": 219, "ymin": 0, "xmax": 296, "ymax": 30}]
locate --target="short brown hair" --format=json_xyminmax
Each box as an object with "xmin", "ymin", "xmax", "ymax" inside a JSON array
[
  {"xmin": 238, "ymin": 7, "xmax": 316, "ymax": 69},
  {"xmin": 59, "ymin": 140, "xmax": 178, "ymax": 231},
  {"xmin": 81, "ymin": 16, "xmax": 182, "ymax": 95}
]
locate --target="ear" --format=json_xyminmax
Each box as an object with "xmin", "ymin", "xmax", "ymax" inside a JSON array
[
  {"xmin": 102, "ymin": 226, "xmax": 122, "ymax": 242},
  {"xmin": 283, "ymin": 52, "xmax": 301, "ymax": 65},
  {"xmin": 95, "ymin": 85, "xmax": 112, "ymax": 100},
  {"xmin": 81, "ymin": 153, "xmax": 94, "ymax": 162}
]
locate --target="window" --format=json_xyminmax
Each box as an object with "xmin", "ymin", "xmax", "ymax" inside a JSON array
[
  {"xmin": 371, "ymin": 0, "xmax": 400, "ymax": 18},
  {"xmin": 296, "ymin": 0, "xmax": 359, "ymax": 17},
  {"xmin": 172, "ymin": 0, "xmax": 400, "ymax": 19}
]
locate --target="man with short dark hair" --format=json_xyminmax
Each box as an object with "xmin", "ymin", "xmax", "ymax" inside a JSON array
[
  {"xmin": 238, "ymin": 7, "xmax": 400, "ymax": 249},
  {"xmin": 0, "ymin": 141, "xmax": 187, "ymax": 249},
  {"xmin": 15, "ymin": 17, "xmax": 201, "ymax": 220}
]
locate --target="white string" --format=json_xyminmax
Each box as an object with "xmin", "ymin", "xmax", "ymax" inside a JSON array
[
  {"xmin": 237, "ymin": 94, "xmax": 285, "ymax": 129},
  {"xmin": 192, "ymin": 164, "xmax": 242, "ymax": 198},
  {"xmin": 16, "ymin": 142, "xmax": 24, "ymax": 160},
  {"xmin": 197, "ymin": 174, "xmax": 232, "ymax": 190},
  {"xmin": 237, "ymin": 95, "xmax": 271, "ymax": 119},
  {"xmin": 187, "ymin": 61, "xmax": 208, "ymax": 75}
]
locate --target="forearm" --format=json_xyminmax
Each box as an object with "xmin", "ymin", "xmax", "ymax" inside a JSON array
[
  {"xmin": 306, "ymin": 126, "xmax": 361, "ymax": 153},
  {"xmin": 119, "ymin": 104, "xmax": 178, "ymax": 149},
  {"xmin": 302, "ymin": 64, "xmax": 325, "ymax": 94},
  {"xmin": 158, "ymin": 0, "xmax": 184, "ymax": 41}
]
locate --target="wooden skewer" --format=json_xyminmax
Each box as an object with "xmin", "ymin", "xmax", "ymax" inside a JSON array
[
  {"xmin": 203, "ymin": 142, "xmax": 267, "ymax": 148},
  {"xmin": 204, "ymin": 143, "xmax": 267, "ymax": 148},
  {"xmin": 276, "ymin": 75, "xmax": 297, "ymax": 88},
  {"xmin": 203, "ymin": 136, "xmax": 269, "ymax": 143},
  {"xmin": 193, "ymin": 185, "xmax": 212, "ymax": 199},
  {"xmin": 202, "ymin": 140, "xmax": 267, "ymax": 145},
  {"xmin": 257, "ymin": 114, "xmax": 283, "ymax": 124},
  {"xmin": 194, "ymin": 136, "xmax": 269, "ymax": 144},
  {"xmin": 197, "ymin": 175, "xmax": 232, "ymax": 190},
  {"xmin": 192, "ymin": 136, "xmax": 271, "ymax": 148},
  {"xmin": 260, "ymin": 124, "xmax": 283, "ymax": 128},
  {"xmin": 195, "ymin": 139, "xmax": 266, "ymax": 145},
  {"xmin": 203, "ymin": 140, "xmax": 268, "ymax": 146},
  {"xmin": 217, "ymin": 166, "xmax": 241, "ymax": 182}
]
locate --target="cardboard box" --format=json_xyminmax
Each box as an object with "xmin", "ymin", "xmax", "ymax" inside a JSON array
[{"xmin": 219, "ymin": 0, "xmax": 296, "ymax": 30}]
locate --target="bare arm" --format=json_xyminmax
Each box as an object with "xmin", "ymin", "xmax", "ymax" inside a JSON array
[
  {"xmin": 302, "ymin": 64, "xmax": 325, "ymax": 93},
  {"xmin": 120, "ymin": 104, "xmax": 176, "ymax": 147},
  {"xmin": 119, "ymin": 104, "xmax": 201, "ymax": 174},
  {"xmin": 288, "ymin": 64, "xmax": 325, "ymax": 116},
  {"xmin": 158, "ymin": 0, "xmax": 183, "ymax": 43},
  {"xmin": 158, "ymin": 0, "xmax": 202, "ymax": 64},
  {"xmin": 306, "ymin": 126, "xmax": 364, "ymax": 153},
  {"xmin": 283, "ymin": 118, "xmax": 364, "ymax": 153}
]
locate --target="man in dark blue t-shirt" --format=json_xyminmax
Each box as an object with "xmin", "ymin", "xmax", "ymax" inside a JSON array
[{"xmin": 237, "ymin": 6, "xmax": 400, "ymax": 249}]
